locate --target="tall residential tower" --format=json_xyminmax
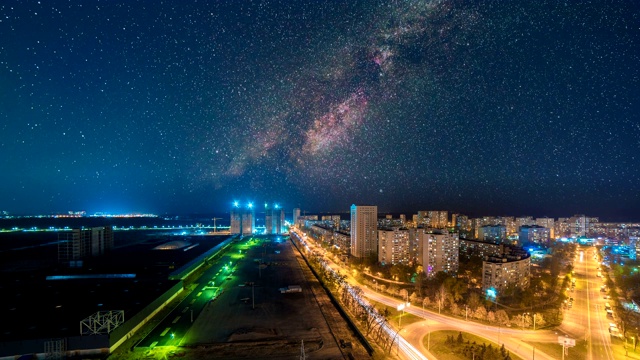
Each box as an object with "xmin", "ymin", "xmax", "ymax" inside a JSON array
[{"xmin": 350, "ymin": 204, "xmax": 378, "ymax": 259}]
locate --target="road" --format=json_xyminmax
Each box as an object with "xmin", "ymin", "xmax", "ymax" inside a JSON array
[
  {"xmin": 362, "ymin": 287, "xmax": 558, "ymax": 360},
  {"xmin": 137, "ymin": 241, "xmax": 238, "ymax": 347},
  {"xmin": 292, "ymin": 228, "xmax": 577, "ymax": 360},
  {"xmin": 561, "ymin": 245, "xmax": 616, "ymax": 360}
]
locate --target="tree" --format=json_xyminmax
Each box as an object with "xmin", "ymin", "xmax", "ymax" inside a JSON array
[
  {"xmin": 409, "ymin": 291, "xmax": 419, "ymax": 304},
  {"xmin": 414, "ymin": 266, "xmax": 427, "ymax": 297},
  {"xmin": 495, "ymin": 310, "xmax": 510, "ymax": 326},
  {"xmin": 466, "ymin": 291, "xmax": 481, "ymax": 311},
  {"xmin": 390, "ymin": 263, "xmax": 412, "ymax": 282},
  {"xmin": 399, "ymin": 288, "xmax": 409, "ymax": 301},
  {"xmin": 444, "ymin": 277, "xmax": 467, "ymax": 304},
  {"xmin": 422, "ymin": 296, "xmax": 431, "ymax": 308},
  {"xmin": 379, "ymin": 306, "xmax": 390, "ymax": 319},
  {"xmin": 486, "ymin": 310, "xmax": 496, "ymax": 323},
  {"xmin": 450, "ymin": 303, "xmax": 460, "ymax": 316},
  {"xmin": 435, "ymin": 284, "xmax": 448, "ymax": 314},
  {"xmin": 458, "ymin": 254, "xmax": 484, "ymax": 286},
  {"xmin": 474, "ymin": 305, "xmax": 487, "ymax": 321},
  {"xmin": 533, "ymin": 313, "xmax": 545, "ymax": 329}
]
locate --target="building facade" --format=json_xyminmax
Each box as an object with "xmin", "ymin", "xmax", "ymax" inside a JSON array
[
  {"xmin": 230, "ymin": 202, "xmax": 255, "ymax": 235},
  {"xmin": 478, "ymin": 225, "xmax": 507, "ymax": 243},
  {"xmin": 58, "ymin": 226, "xmax": 114, "ymax": 264},
  {"xmin": 350, "ymin": 204, "xmax": 378, "ymax": 259},
  {"xmin": 378, "ymin": 227, "xmax": 411, "ymax": 265},
  {"xmin": 482, "ymin": 250, "xmax": 531, "ymax": 292},
  {"xmin": 293, "ymin": 208, "xmax": 301, "ymax": 227},
  {"xmin": 518, "ymin": 225, "xmax": 551, "ymax": 244},
  {"xmin": 535, "ymin": 217, "xmax": 555, "ymax": 239},
  {"xmin": 265, "ymin": 204, "xmax": 285, "ymax": 234},
  {"xmin": 418, "ymin": 229, "xmax": 459, "ymax": 277}
]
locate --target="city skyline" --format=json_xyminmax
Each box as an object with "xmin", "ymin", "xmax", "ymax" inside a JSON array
[{"xmin": 1, "ymin": 1, "xmax": 639, "ymax": 219}]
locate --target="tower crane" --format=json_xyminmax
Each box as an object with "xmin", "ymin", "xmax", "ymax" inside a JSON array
[{"xmin": 212, "ymin": 218, "xmax": 222, "ymax": 233}]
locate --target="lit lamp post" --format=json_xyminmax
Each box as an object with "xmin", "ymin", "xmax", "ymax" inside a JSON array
[
  {"xmin": 397, "ymin": 302, "xmax": 410, "ymax": 327},
  {"xmin": 522, "ymin": 312, "xmax": 529, "ymax": 330}
]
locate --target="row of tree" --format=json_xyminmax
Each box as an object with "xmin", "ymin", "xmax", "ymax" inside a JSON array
[{"xmin": 299, "ymin": 239, "xmax": 403, "ymax": 354}]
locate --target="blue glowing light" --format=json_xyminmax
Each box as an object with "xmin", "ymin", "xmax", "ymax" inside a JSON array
[{"xmin": 486, "ymin": 288, "xmax": 497, "ymax": 298}]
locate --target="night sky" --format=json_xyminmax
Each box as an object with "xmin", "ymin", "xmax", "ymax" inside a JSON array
[{"xmin": 1, "ymin": 1, "xmax": 639, "ymax": 219}]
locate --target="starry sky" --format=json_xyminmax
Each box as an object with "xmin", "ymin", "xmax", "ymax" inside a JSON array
[{"xmin": 1, "ymin": 0, "xmax": 639, "ymax": 219}]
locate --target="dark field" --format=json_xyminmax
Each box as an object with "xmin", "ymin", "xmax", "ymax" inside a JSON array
[{"xmin": 0, "ymin": 229, "xmax": 226, "ymax": 341}]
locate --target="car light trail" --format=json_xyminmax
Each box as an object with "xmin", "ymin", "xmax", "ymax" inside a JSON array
[{"xmin": 291, "ymin": 231, "xmax": 428, "ymax": 360}]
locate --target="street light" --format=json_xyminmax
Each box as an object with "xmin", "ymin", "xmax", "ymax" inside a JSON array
[
  {"xmin": 522, "ymin": 312, "xmax": 529, "ymax": 330},
  {"xmin": 397, "ymin": 302, "xmax": 410, "ymax": 327}
]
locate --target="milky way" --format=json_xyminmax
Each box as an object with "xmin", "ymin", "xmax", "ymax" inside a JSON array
[{"xmin": 1, "ymin": 0, "xmax": 639, "ymax": 218}]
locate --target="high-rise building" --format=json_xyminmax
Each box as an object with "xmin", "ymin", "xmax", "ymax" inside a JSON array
[
  {"xmin": 497, "ymin": 216, "xmax": 516, "ymax": 235},
  {"xmin": 417, "ymin": 211, "xmax": 429, "ymax": 227},
  {"xmin": 400, "ymin": 214, "xmax": 406, "ymax": 224},
  {"xmin": 378, "ymin": 227, "xmax": 411, "ymax": 265},
  {"xmin": 265, "ymin": 203, "xmax": 285, "ymax": 234},
  {"xmin": 454, "ymin": 214, "xmax": 471, "ymax": 237},
  {"xmin": 472, "ymin": 217, "xmax": 496, "ymax": 238},
  {"xmin": 428, "ymin": 211, "xmax": 448, "ymax": 229},
  {"xmin": 230, "ymin": 201, "xmax": 255, "ymax": 235},
  {"xmin": 478, "ymin": 225, "xmax": 507, "ymax": 243},
  {"xmin": 568, "ymin": 215, "xmax": 599, "ymax": 237},
  {"xmin": 416, "ymin": 210, "xmax": 448, "ymax": 228},
  {"xmin": 58, "ymin": 226, "xmax": 113, "ymax": 264},
  {"xmin": 417, "ymin": 229, "xmax": 459, "ymax": 277},
  {"xmin": 518, "ymin": 225, "xmax": 551, "ymax": 244},
  {"xmin": 350, "ymin": 204, "xmax": 378, "ymax": 259},
  {"xmin": 242, "ymin": 205, "xmax": 255, "ymax": 235},
  {"xmin": 230, "ymin": 203, "xmax": 241, "ymax": 234},
  {"xmin": 293, "ymin": 208, "xmax": 301, "ymax": 227},
  {"xmin": 515, "ymin": 216, "xmax": 535, "ymax": 231},
  {"xmin": 535, "ymin": 217, "xmax": 555, "ymax": 239}
]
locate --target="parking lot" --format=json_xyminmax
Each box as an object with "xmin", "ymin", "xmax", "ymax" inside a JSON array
[{"xmin": 177, "ymin": 236, "xmax": 361, "ymax": 359}]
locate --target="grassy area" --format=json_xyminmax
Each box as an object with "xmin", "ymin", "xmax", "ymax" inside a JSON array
[
  {"xmin": 426, "ymin": 330, "xmax": 523, "ymax": 360},
  {"xmin": 524, "ymin": 339, "xmax": 587, "ymax": 360},
  {"xmin": 365, "ymin": 298, "xmax": 424, "ymax": 329}
]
